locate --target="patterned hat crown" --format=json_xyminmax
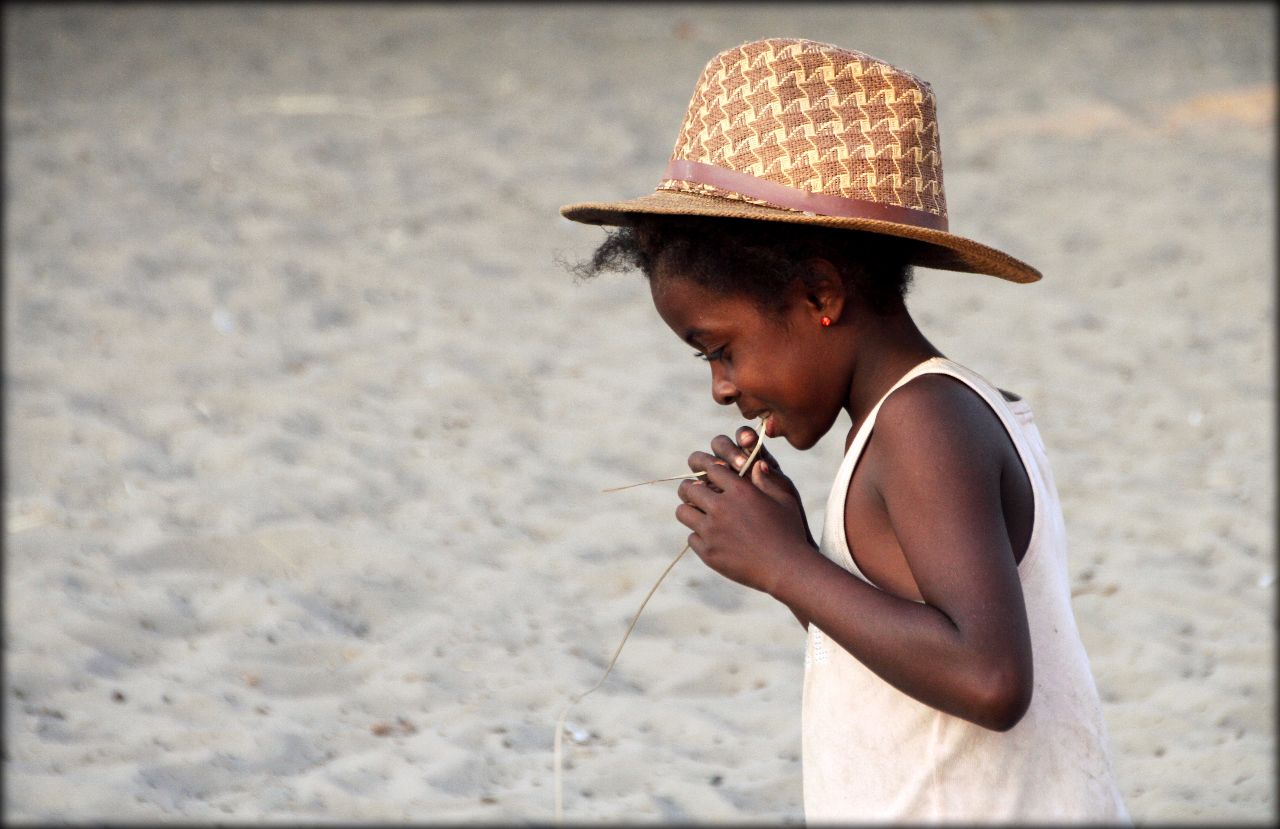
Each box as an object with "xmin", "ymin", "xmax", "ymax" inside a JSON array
[
  {"xmin": 659, "ymin": 38, "xmax": 948, "ymax": 232},
  {"xmin": 560, "ymin": 38, "xmax": 1041, "ymax": 283}
]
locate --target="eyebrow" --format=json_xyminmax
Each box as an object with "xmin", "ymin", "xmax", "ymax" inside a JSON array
[{"xmin": 683, "ymin": 327, "xmax": 708, "ymax": 348}]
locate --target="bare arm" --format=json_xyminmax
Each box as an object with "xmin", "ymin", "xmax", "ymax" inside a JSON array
[{"xmin": 680, "ymin": 377, "xmax": 1033, "ymax": 731}]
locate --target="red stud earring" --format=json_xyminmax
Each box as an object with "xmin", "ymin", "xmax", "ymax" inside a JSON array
[{"xmin": 820, "ymin": 315, "xmax": 832, "ymax": 327}]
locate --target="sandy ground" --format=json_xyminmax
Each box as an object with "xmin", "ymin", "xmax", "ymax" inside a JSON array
[{"xmin": 3, "ymin": 3, "xmax": 1274, "ymax": 823}]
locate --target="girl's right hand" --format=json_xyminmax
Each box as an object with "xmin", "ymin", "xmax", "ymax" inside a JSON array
[{"xmin": 711, "ymin": 427, "xmax": 816, "ymax": 548}]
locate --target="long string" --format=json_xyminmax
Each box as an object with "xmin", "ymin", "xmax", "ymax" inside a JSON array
[
  {"xmin": 554, "ymin": 423, "xmax": 766, "ymax": 821},
  {"xmin": 600, "ymin": 471, "xmax": 705, "ymax": 494}
]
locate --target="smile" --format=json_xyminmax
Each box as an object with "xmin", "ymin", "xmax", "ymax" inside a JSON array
[{"xmin": 743, "ymin": 410, "xmax": 779, "ymax": 439}]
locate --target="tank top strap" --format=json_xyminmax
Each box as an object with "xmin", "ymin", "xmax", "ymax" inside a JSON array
[
  {"xmin": 845, "ymin": 357, "xmax": 952, "ymax": 464},
  {"xmin": 820, "ymin": 356, "xmax": 949, "ymax": 578}
]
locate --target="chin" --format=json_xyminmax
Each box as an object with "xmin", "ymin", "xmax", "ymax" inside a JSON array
[
  {"xmin": 789, "ymin": 437, "xmax": 819, "ymax": 451},
  {"xmin": 780, "ymin": 413, "xmax": 839, "ymax": 452},
  {"xmin": 783, "ymin": 431, "xmax": 820, "ymax": 451}
]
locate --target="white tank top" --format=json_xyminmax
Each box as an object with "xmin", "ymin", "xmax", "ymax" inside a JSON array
[{"xmin": 802, "ymin": 357, "xmax": 1129, "ymax": 822}]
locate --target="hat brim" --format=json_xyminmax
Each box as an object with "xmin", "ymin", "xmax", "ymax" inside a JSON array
[{"xmin": 560, "ymin": 190, "xmax": 1041, "ymax": 284}]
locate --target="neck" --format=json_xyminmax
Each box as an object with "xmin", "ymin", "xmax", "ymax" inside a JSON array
[{"xmin": 843, "ymin": 304, "xmax": 943, "ymax": 439}]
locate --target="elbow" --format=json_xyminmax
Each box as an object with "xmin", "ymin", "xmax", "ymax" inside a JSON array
[{"xmin": 972, "ymin": 664, "xmax": 1033, "ymax": 732}]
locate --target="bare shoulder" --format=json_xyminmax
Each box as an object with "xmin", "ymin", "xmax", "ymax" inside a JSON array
[{"xmin": 871, "ymin": 372, "xmax": 1010, "ymax": 475}]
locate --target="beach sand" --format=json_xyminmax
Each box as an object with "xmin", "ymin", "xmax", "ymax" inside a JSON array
[{"xmin": 3, "ymin": 3, "xmax": 1273, "ymax": 822}]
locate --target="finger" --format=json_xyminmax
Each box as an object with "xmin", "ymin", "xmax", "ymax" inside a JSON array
[
  {"xmin": 703, "ymin": 460, "xmax": 744, "ymax": 491},
  {"xmin": 750, "ymin": 459, "xmax": 782, "ymax": 492},
  {"xmin": 735, "ymin": 426, "xmax": 778, "ymax": 469},
  {"xmin": 687, "ymin": 450, "xmax": 731, "ymax": 476},
  {"xmin": 687, "ymin": 451, "xmax": 729, "ymax": 492},
  {"xmin": 753, "ymin": 459, "xmax": 798, "ymax": 497},
  {"xmin": 675, "ymin": 503, "xmax": 706, "ymax": 531},
  {"xmin": 710, "ymin": 434, "xmax": 751, "ymax": 473},
  {"xmin": 677, "ymin": 478, "xmax": 714, "ymax": 511}
]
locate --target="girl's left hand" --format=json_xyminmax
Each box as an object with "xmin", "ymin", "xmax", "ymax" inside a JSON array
[{"xmin": 675, "ymin": 450, "xmax": 815, "ymax": 595}]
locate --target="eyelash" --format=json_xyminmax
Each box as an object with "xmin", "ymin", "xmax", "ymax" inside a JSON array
[{"xmin": 694, "ymin": 348, "xmax": 725, "ymax": 362}]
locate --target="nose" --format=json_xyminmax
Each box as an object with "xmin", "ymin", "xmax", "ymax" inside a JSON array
[{"xmin": 711, "ymin": 364, "xmax": 738, "ymax": 406}]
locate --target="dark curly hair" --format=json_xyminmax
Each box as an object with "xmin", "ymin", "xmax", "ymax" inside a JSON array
[{"xmin": 569, "ymin": 214, "xmax": 915, "ymax": 316}]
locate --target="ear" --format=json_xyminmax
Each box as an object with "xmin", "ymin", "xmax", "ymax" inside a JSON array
[{"xmin": 798, "ymin": 257, "xmax": 848, "ymax": 325}]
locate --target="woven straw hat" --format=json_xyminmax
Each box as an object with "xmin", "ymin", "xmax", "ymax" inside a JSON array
[{"xmin": 561, "ymin": 38, "xmax": 1041, "ymax": 283}]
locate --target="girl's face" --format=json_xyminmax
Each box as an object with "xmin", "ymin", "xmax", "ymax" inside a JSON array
[{"xmin": 650, "ymin": 274, "xmax": 850, "ymax": 451}]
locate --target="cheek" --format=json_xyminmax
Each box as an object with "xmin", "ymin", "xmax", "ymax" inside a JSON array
[
  {"xmin": 777, "ymin": 352, "xmax": 835, "ymax": 413},
  {"xmin": 753, "ymin": 354, "xmax": 810, "ymax": 408}
]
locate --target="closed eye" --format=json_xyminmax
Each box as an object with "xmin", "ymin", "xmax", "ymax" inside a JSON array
[{"xmin": 693, "ymin": 347, "xmax": 724, "ymax": 362}]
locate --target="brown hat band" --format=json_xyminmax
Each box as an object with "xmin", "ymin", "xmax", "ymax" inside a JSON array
[{"xmin": 662, "ymin": 159, "xmax": 949, "ymax": 233}]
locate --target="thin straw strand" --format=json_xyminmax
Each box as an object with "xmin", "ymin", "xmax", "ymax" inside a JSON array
[
  {"xmin": 601, "ymin": 471, "xmax": 706, "ymax": 493},
  {"xmin": 554, "ymin": 420, "xmax": 766, "ymax": 822}
]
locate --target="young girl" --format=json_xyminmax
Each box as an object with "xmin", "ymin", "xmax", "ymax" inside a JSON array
[{"xmin": 561, "ymin": 39, "xmax": 1128, "ymax": 822}]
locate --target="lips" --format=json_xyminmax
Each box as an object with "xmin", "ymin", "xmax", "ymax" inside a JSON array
[{"xmin": 741, "ymin": 409, "xmax": 778, "ymax": 438}]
